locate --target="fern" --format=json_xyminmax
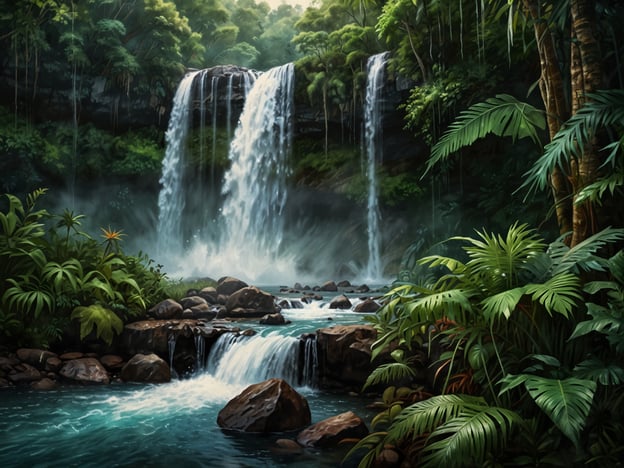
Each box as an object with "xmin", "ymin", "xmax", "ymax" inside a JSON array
[{"xmin": 427, "ymin": 94, "xmax": 545, "ymax": 174}]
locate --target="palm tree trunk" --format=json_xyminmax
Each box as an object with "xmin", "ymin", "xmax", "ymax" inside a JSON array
[
  {"xmin": 569, "ymin": 0, "xmax": 602, "ymax": 246},
  {"xmin": 522, "ymin": 0, "xmax": 573, "ymax": 237}
]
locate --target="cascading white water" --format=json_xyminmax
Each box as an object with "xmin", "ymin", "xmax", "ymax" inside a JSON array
[
  {"xmin": 362, "ymin": 52, "xmax": 389, "ymax": 282},
  {"xmin": 183, "ymin": 63, "xmax": 297, "ymax": 282},
  {"xmin": 157, "ymin": 70, "xmax": 201, "ymax": 255},
  {"xmin": 205, "ymin": 332, "xmax": 315, "ymax": 387}
]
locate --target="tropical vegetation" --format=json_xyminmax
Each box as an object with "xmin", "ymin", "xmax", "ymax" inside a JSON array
[{"xmin": 1, "ymin": 0, "xmax": 624, "ymax": 465}]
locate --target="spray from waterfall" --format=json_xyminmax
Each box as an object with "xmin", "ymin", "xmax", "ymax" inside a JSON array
[{"xmin": 363, "ymin": 52, "xmax": 389, "ymax": 282}]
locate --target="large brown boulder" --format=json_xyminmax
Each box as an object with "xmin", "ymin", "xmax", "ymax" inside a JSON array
[
  {"xmin": 119, "ymin": 319, "xmax": 199, "ymax": 358},
  {"xmin": 329, "ymin": 294, "xmax": 352, "ymax": 309},
  {"xmin": 224, "ymin": 286, "xmax": 277, "ymax": 317},
  {"xmin": 217, "ymin": 276, "xmax": 248, "ymax": 296},
  {"xmin": 217, "ymin": 378, "xmax": 311, "ymax": 432},
  {"xmin": 316, "ymin": 325, "xmax": 377, "ymax": 389},
  {"xmin": 296, "ymin": 411, "xmax": 369, "ymax": 447},
  {"xmin": 148, "ymin": 299, "xmax": 183, "ymax": 319},
  {"xmin": 120, "ymin": 353, "xmax": 170, "ymax": 383},
  {"xmin": 16, "ymin": 348, "xmax": 58, "ymax": 369},
  {"xmin": 59, "ymin": 357, "xmax": 110, "ymax": 384}
]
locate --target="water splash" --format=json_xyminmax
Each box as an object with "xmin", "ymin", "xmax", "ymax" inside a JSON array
[{"xmin": 362, "ymin": 52, "xmax": 389, "ymax": 282}]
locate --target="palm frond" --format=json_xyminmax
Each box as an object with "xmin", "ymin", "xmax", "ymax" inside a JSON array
[
  {"xmin": 421, "ymin": 406, "xmax": 522, "ymax": 467},
  {"xmin": 458, "ymin": 223, "xmax": 546, "ymax": 290},
  {"xmin": 522, "ymin": 89, "xmax": 624, "ymax": 195},
  {"xmin": 575, "ymin": 170, "xmax": 624, "ymax": 205},
  {"xmin": 427, "ymin": 94, "xmax": 545, "ymax": 174},
  {"xmin": 385, "ymin": 394, "xmax": 488, "ymax": 444},
  {"xmin": 524, "ymin": 273, "xmax": 582, "ymax": 317},
  {"xmin": 550, "ymin": 227, "xmax": 624, "ymax": 275},
  {"xmin": 363, "ymin": 362, "xmax": 418, "ymax": 390},
  {"xmin": 481, "ymin": 287, "xmax": 525, "ymax": 322}
]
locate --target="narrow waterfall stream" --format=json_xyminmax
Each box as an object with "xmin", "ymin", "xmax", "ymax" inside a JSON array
[{"xmin": 363, "ymin": 52, "xmax": 389, "ymax": 282}]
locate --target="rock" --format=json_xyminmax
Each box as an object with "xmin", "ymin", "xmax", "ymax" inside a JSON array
[
  {"xmin": 356, "ymin": 284, "xmax": 370, "ymax": 293},
  {"xmin": 179, "ymin": 296, "xmax": 207, "ymax": 309},
  {"xmin": 329, "ymin": 294, "xmax": 352, "ymax": 310},
  {"xmin": 274, "ymin": 439, "xmax": 303, "ymax": 455},
  {"xmin": 353, "ymin": 298, "xmax": 381, "ymax": 313},
  {"xmin": 217, "ymin": 276, "xmax": 248, "ymax": 296},
  {"xmin": 259, "ymin": 313, "xmax": 289, "ymax": 325},
  {"xmin": 0, "ymin": 356, "xmax": 19, "ymax": 371},
  {"xmin": 375, "ymin": 446, "xmax": 401, "ymax": 466},
  {"xmin": 31, "ymin": 377, "xmax": 57, "ymax": 391},
  {"xmin": 16, "ymin": 348, "xmax": 57, "ymax": 369},
  {"xmin": 120, "ymin": 353, "xmax": 170, "ymax": 383},
  {"xmin": 119, "ymin": 319, "xmax": 202, "ymax": 359},
  {"xmin": 217, "ymin": 378, "xmax": 311, "ymax": 432},
  {"xmin": 59, "ymin": 358, "xmax": 110, "ymax": 384},
  {"xmin": 319, "ymin": 281, "xmax": 338, "ymax": 292},
  {"xmin": 100, "ymin": 354, "xmax": 125, "ymax": 370},
  {"xmin": 45, "ymin": 357, "xmax": 63, "ymax": 372},
  {"xmin": 225, "ymin": 286, "xmax": 277, "ymax": 317},
  {"xmin": 60, "ymin": 352, "xmax": 84, "ymax": 360},
  {"xmin": 296, "ymin": 411, "xmax": 369, "ymax": 448},
  {"xmin": 316, "ymin": 325, "xmax": 378, "ymax": 388},
  {"xmin": 293, "ymin": 282, "xmax": 303, "ymax": 290},
  {"xmin": 337, "ymin": 280, "xmax": 352, "ymax": 288},
  {"xmin": 148, "ymin": 299, "xmax": 183, "ymax": 320},
  {"xmin": 198, "ymin": 287, "xmax": 218, "ymax": 304},
  {"xmin": 8, "ymin": 363, "xmax": 41, "ymax": 383},
  {"xmin": 182, "ymin": 303, "xmax": 218, "ymax": 320}
]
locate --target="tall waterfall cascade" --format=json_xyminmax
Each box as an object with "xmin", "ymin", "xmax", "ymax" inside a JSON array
[
  {"xmin": 363, "ymin": 52, "xmax": 390, "ymax": 281},
  {"xmin": 156, "ymin": 67, "xmax": 257, "ymax": 257}
]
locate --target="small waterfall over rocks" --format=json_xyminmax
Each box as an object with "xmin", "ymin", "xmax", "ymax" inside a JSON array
[{"xmin": 362, "ymin": 52, "xmax": 389, "ymax": 282}]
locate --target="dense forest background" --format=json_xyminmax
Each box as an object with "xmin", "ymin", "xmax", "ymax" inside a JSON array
[{"xmin": 1, "ymin": 0, "xmax": 623, "ymax": 271}]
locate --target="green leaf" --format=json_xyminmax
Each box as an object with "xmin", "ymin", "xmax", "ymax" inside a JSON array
[
  {"xmin": 523, "ymin": 376, "xmax": 595, "ymax": 447},
  {"xmin": 573, "ymin": 357, "xmax": 624, "ymax": 385},
  {"xmin": 363, "ymin": 362, "xmax": 417, "ymax": 390},
  {"xmin": 71, "ymin": 304, "xmax": 123, "ymax": 345},
  {"xmin": 524, "ymin": 273, "xmax": 582, "ymax": 317},
  {"xmin": 386, "ymin": 394, "xmax": 488, "ymax": 444},
  {"xmin": 427, "ymin": 94, "xmax": 545, "ymax": 174},
  {"xmin": 481, "ymin": 287, "xmax": 525, "ymax": 321},
  {"xmin": 421, "ymin": 406, "xmax": 522, "ymax": 467}
]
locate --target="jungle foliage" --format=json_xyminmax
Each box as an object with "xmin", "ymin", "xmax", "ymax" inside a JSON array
[{"xmin": 0, "ymin": 189, "xmax": 167, "ymax": 349}]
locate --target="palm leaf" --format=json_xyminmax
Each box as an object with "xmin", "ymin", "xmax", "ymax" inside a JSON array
[
  {"xmin": 522, "ymin": 89, "xmax": 624, "ymax": 195},
  {"xmin": 421, "ymin": 406, "xmax": 522, "ymax": 467},
  {"xmin": 385, "ymin": 394, "xmax": 488, "ymax": 444},
  {"xmin": 427, "ymin": 94, "xmax": 545, "ymax": 174},
  {"xmin": 363, "ymin": 362, "xmax": 418, "ymax": 390},
  {"xmin": 550, "ymin": 227, "xmax": 624, "ymax": 275},
  {"xmin": 481, "ymin": 287, "xmax": 525, "ymax": 322},
  {"xmin": 575, "ymin": 170, "xmax": 624, "ymax": 205},
  {"xmin": 524, "ymin": 273, "xmax": 582, "ymax": 317}
]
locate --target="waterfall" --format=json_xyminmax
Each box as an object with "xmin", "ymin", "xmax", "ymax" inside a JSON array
[
  {"xmin": 157, "ymin": 70, "xmax": 200, "ymax": 254},
  {"xmin": 205, "ymin": 331, "xmax": 316, "ymax": 387},
  {"xmin": 362, "ymin": 52, "xmax": 389, "ymax": 282},
  {"xmin": 206, "ymin": 63, "xmax": 295, "ymax": 280},
  {"xmin": 156, "ymin": 67, "xmax": 257, "ymax": 261}
]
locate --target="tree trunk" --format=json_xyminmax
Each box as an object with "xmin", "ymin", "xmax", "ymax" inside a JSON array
[
  {"xmin": 522, "ymin": 0, "xmax": 573, "ymax": 237},
  {"xmin": 569, "ymin": 0, "xmax": 603, "ymax": 246}
]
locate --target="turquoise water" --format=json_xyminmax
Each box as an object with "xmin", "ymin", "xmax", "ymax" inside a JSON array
[{"xmin": 0, "ymin": 300, "xmax": 377, "ymax": 467}]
